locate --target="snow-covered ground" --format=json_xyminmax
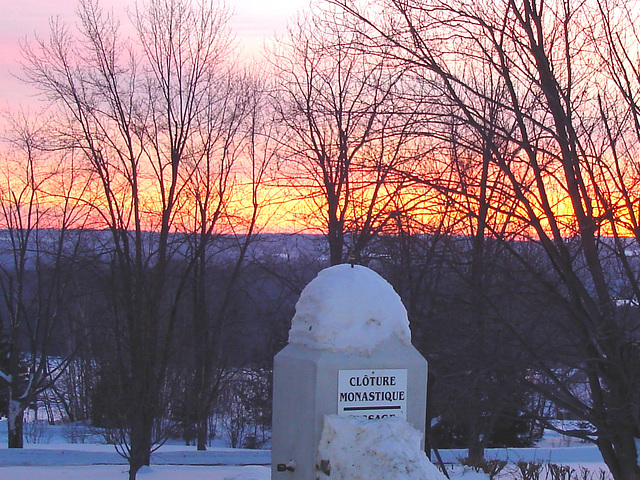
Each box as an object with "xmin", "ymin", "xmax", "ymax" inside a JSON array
[
  {"xmin": 0, "ymin": 418, "xmax": 270, "ymax": 480},
  {"xmin": 0, "ymin": 418, "xmax": 609, "ymax": 480}
]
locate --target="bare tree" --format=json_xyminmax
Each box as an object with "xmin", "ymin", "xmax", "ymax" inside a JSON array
[
  {"xmin": 333, "ymin": 0, "xmax": 640, "ymax": 478},
  {"xmin": 20, "ymin": 0, "xmax": 243, "ymax": 477},
  {"xmin": 176, "ymin": 68, "xmax": 275, "ymax": 450},
  {"xmin": 0, "ymin": 114, "xmax": 92, "ymax": 448},
  {"xmin": 270, "ymin": 6, "xmax": 420, "ymax": 265}
]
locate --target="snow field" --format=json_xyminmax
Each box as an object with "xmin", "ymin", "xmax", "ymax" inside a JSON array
[{"xmin": 0, "ymin": 418, "xmax": 610, "ymax": 480}]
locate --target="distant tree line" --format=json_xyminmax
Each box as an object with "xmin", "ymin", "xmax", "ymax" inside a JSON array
[{"xmin": 2, "ymin": 0, "xmax": 640, "ymax": 480}]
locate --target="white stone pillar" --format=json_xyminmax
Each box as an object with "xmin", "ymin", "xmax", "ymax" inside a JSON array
[{"xmin": 271, "ymin": 265, "xmax": 428, "ymax": 480}]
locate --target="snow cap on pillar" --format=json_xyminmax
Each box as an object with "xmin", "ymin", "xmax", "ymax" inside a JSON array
[{"xmin": 288, "ymin": 264, "xmax": 411, "ymax": 355}]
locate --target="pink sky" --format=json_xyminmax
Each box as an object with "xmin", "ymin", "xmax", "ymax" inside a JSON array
[{"xmin": 0, "ymin": 0, "xmax": 309, "ymax": 117}]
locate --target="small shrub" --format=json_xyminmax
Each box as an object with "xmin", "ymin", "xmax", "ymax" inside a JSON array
[
  {"xmin": 24, "ymin": 420, "xmax": 51, "ymax": 444},
  {"xmin": 577, "ymin": 467, "xmax": 593, "ymax": 480},
  {"xmin": 460, "ymin": 457, "xmax": 507, "ymax": 479},
  {"xmin": 575, "ymin": 467, "xmax": 612, "ymax": 480},
  {"xmin": 516, "ymin": 461, "xmax": 544, "ymax": 480},
  {"xmin": 217, "ymin": 369, "xmax": 272, "ymax": 449},
  {"xmin": 62, "ymin": 421, "xmax": 92, "ymax": 444},
  {"xmin": 483, "ymin": 459, "xmax": 508, "ymax": 479},
  {"xmin": 547, "ymin": 464, "xmax": 575, "ymax": 480}
]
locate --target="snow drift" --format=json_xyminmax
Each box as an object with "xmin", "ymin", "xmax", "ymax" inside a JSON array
[{"xmin": 317, "ymin": 415, "xmax": 447, "ymax": 480}]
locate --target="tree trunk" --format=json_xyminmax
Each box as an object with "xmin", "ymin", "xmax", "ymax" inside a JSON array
[
  {"xmin": 466, "ymin": 420, "xmax": 487, "ymax": 467},
  {"xmin": 466, "ymin": 441, "xmax": 485, "ymax": 467},
  {"xmin": 128, "ymin": 413, "xmax": 153, "ymax": 480},
  {"xmin": 127, "ymin": 350, "xmax": 154, "ymax": 480},
  {"xmin": 598, "ymin": 428, "xmax": 640, "ymax": 480},
  {"xmin": 8, "ymin": 400, "xmax": 24, "ymax": 448},
  {"xmin": 196, "ymin": 418, "xmax": 208, "ymax": 451},
  {"xmin": 328, "ymin": 225, "xmax": 344, "ymax": 266}
]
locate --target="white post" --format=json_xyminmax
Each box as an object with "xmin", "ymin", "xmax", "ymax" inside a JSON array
[{"xmin": 271, "ymin": 265, "xmax": 428, "ymax": 480}]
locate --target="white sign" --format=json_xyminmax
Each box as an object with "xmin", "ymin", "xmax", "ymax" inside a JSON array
[{"xmin": 338, "ymin": 369, "xmax": 408, "ymax": 420}]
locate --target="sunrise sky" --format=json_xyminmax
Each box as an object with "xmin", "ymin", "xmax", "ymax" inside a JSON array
[{"xmin": 0, "ymin": 0, "xmax": 311, "ymax": 116}]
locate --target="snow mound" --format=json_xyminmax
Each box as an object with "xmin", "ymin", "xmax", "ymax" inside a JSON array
[
  {"xmin": 288, "ymin": 264, "xmax": 411, "ymax": 355},
  {"xmin": 317, "ymin": 415, "xmax": 446, "ymax": 480}
]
